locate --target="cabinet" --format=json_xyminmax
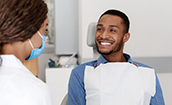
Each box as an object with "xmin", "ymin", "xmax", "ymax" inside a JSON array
[{"xmin": 45, "ymin": 67, "xmax": 73, "ymax": 105}]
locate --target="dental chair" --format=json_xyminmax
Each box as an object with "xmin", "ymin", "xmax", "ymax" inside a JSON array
[
  {"xmin": 61, "ymin": 94, "xmax": 68, "ymax": 105},
  {"xmin": 87, "ymin": 22, "xmax": 100, "ymax": 60}
]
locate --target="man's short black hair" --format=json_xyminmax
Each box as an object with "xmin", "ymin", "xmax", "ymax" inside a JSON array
[{"xmin": 99, "ymin": 9, "xmax": 130, "ymax": 34}]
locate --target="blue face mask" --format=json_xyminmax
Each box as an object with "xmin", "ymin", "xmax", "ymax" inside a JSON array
[{"xmin": 25, "ymin": 31, "xmax": 46, "ymax": 61}]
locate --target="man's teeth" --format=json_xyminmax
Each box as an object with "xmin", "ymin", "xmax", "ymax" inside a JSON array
[{"xmin": 101, "ymin": 42, "xmax": 111, "ymax": 45}]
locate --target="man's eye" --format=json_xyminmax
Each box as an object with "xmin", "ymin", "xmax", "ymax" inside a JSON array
[
  {"xmin": 97, "ymin": 28, "xmax": 103, "ymax": 31},
  {"xmin": 110, "ymin": 29, "xmax": 116, "ymax": 32}
]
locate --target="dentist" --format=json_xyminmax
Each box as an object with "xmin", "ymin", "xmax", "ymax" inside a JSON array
[{"xmin": 0, "ymin": 0, "xmax": 52, "ymax": 105}]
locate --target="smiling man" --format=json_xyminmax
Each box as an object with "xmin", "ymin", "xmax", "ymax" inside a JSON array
[
  {"xmin": 68, "ymin": 9, "xmax": 165, "ymax": 105},
  {"xmin": 95, "ymin": 13, "xmax": 130, "ymax": 62}
]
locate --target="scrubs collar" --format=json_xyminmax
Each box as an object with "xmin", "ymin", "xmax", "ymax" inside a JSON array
[{"xmin": 1, "ymin": 54, "xmax": 33, "ymax": 75}]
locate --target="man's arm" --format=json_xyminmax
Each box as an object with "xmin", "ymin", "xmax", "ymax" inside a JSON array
[
  {"xmin": 68, "ymin": 68, "xmax": 86, "ymax": 105},
  {"xmin": 150, "ymin": 73, "xmax": 165, "ymax": 105}
]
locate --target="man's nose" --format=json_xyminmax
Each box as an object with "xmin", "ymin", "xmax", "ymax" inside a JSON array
[{"xmin": 101, "ymin": 30, "xmax": 109, "ymax": 39}]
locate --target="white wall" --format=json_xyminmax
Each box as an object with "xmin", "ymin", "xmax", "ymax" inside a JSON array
[
  {"xmin": 78, "ymin": 0, "xmax": 172, "ymax": 63},
  {"xmin": 157, "ymin": 73, "xmax": 172, "ymax": 105}
]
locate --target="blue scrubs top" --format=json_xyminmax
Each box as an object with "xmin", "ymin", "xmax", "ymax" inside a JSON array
[{"xmin": 68, "ymin": 54, "xmax": 165, "ymax": 105}]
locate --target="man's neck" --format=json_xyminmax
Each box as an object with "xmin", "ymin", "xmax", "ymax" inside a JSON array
[{"xmin": 102, "ymin": 52, "xmax": 127, "ymax": 62}]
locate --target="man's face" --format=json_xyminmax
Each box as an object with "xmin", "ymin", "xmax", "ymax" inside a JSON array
[{"xmin": 95, "ymin": 14, "xmax": 126, "ymax": 55}]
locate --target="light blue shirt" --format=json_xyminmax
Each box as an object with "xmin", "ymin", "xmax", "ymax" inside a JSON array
[{"xmin": 68, "ymin": 54, "xmax": 165, "ymax": 105}]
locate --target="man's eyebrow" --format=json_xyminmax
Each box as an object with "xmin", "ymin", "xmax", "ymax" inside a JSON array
[
  {"xmin": 109, "ymin": 25, "xmax": 119, "ymax": 29},
  {"xmin": 97, "ymin": 24, "xmax": 103, "ymax": 26},
  {"xmin": 97, "ymin": 24, "xmax": 119, "ymax": 29}
]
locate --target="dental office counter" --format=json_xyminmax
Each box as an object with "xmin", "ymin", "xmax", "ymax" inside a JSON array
[{"xmin": 45, "ymin": 67, "xmax": 73, "ymax": 105}]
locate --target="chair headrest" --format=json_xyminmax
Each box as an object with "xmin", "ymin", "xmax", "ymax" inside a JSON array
[{"xmin": 87, "ymin": 22, "xmax": 97, "ymax": 47}]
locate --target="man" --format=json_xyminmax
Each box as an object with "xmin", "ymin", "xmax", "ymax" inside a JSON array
[{"xmin": 68, "ymin": 9, "xmax": 165, "ymax": 105}]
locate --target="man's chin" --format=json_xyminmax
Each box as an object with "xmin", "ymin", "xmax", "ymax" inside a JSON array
[
  {"xmin": 97, "ymin": 50, "xmax": 113, "ymax": 55},
  {"xmin": 95, "ymin": 43, "xmax": 114, "ymax": 55}
]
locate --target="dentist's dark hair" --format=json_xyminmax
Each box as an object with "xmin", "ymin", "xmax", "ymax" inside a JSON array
[
  {"xmin": 98, "ymin": 9, "xmax": 130, "ymax": 34},
  {"xmin": 0, "ymin": 0, "xmax": 48, "ymax": 54}
]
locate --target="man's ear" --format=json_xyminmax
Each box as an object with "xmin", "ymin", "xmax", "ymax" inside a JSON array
[{"xmin": 123, "ymin": 33, "xmax": 130, "ymax": 42}]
